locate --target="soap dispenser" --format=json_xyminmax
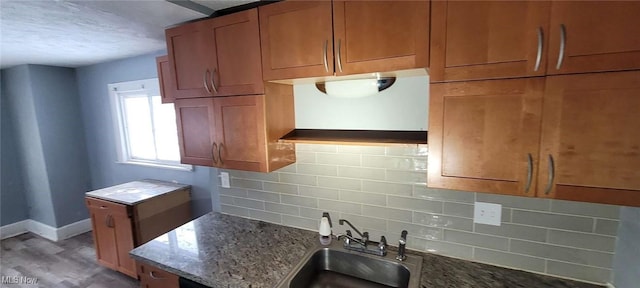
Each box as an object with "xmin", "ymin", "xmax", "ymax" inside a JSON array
[{"xmin": 319, "ymin": 212, "xmax": 332, "ymax": 245}]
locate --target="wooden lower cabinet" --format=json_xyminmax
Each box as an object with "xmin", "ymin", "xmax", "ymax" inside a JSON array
[
  {"xmin": 86, "ymin": 197, "xmax": 137, "ymax": 277},
  {"xmin": 137, "ymin": 261, "xmax": 179, "ymax": 288},
  {"xmin": 85, "ymin": 187, "xmax": 191, "ymax": 278},
  {"xmin": 429, "ymin": 70, "xmax": 640, "ymax": 206}
]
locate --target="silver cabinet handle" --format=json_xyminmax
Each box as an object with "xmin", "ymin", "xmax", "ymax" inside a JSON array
[
  {"xmin": 104, "ymin": 214, "xmax": 110, "ymax": 228},
  {"xmin": 555, "ymin": 24, "xmax": 566, "ymax": 70},
  {"xmin": 218, "ymin": 143, "xmax": 224, "ymax": 165},
  {"xmin": 336, "ymin": 39, "xmax": 343, "ymax": 73},
  {"xmin": 149, "ymin": 271, "xmax": 165, "ymax": 280},
  {"xmin": 525, "ymin": 153, "xmax": 533, "ymax": 193},
  {"xmin": 323, "ymin": 40, "xmax": 329, "ymax": 72},
  {"xmin": 211, "ymin": 143, "xmax": 218, "ymax": 164},
  {"xmin": 544, "ymin": 154, "xmax": 555, "ymax": 194},
  {"xmin": 534, "ymin": 27, "xmax": 543, "ymax": 72},
  {"xmin": 203, "ymin": 70, "xmax": 212, "ymax": 94},
  {"xmin": 210, "ymin": 68, "xmax": 218, "ymax": 94}
]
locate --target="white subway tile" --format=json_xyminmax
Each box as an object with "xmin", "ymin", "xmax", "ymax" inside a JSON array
[
  {"xmin": 362, "ymin": 180, "xmax": 413, "ymax": 196},
  {"xmin": 339, "ymin": 190, "xmax": 386, "ymax": 206},
  {"xmin": 281, "ymin": 195, "xmax": 318, "ymax": 208},
  {"xmin": 299, "ymin": 185, "xmax": 339, "ymax": 200},
  {"xmin": 279, "ymin": 172, "xmax": 317, "ymax": 186},
  {"xmin": 317, "ymin": 153, "xmax": 361, "ymax": 166},
  {"xmin": 317, "ymin": 176, "xmax": 362, "ymax": 191},
  {"xmin": 297, "ymin": 163, "xmax": 337, "ymax": 176}
]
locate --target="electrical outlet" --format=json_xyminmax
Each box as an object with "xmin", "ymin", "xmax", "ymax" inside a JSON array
[
  {"xmin": 220, "ymin": 172, "xmax": 230, "ymax": 188},
  {"xmin": 474, "ymin": 202, "xmax": 502, "ymax": 226}
]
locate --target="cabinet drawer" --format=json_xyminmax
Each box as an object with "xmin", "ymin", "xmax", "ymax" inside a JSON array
[
  {"xmin": 138, "ymin": 261, "xmax": 179, "ymax": 288},
  {"xmin": 85, "ymin": 197, "xmax": 128, "ymax": 216}
]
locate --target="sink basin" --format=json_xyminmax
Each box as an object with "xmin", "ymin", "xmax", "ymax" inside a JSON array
[{"xmin": 277, "ymin": 240, "xmax": 422, "ymax": 288}]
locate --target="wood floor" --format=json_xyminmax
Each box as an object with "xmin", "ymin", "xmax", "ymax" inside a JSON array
[{"xmin": 1, "ymin": 232, "xmax": 139, "ymax": 288}]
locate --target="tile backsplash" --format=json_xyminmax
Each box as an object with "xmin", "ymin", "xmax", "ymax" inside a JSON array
[{"xmin": 217, "ymin": 143, "xmax": 619, "ymax": 284}]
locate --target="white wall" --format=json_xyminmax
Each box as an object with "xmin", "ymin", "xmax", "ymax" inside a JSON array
[{"xmin": 294, "ymin": 75, "xmax": 429, "ymax": 131}]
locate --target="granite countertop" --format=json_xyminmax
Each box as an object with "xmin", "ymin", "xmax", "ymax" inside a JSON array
[
  {"xmin": 130, "ymin": 212, "xmax": 603, "ymax": 288},
  {"xmin": 85, "ymin": 179, "xmax": 190, "ymax": 205}
]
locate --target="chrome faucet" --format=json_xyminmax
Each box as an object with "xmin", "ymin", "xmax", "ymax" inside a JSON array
[
  {"xmin": 396, "ymin": 230, "xmax": 408, "ymax": 261},
  {"xmin": 336, "ymin": 219, "xmax": 387, "ymax": 256}
]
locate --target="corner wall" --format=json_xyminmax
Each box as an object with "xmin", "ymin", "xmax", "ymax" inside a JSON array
[
  {"xmin": 1, "ymin": 70, "xmax": 29, "ymax": 226},
  {"xmin": 1, "ymin": 66, "xmax": 57, "ymax": 227}
]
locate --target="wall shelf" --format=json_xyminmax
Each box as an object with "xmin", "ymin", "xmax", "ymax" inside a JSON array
[{"xmin": 280, "ymin": 129, "xmax": 427, "ymax": 146}]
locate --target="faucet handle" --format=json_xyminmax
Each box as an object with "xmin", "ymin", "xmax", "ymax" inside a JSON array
[{"xmin": 362, "ymin": 231, "xmax": 369, "ymax": 243}]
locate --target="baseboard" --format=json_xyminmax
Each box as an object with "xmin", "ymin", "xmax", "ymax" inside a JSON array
[
  {"xmin": 1, "ymin": 218, "xmax": 91, "ymax": 242},
  {"xmin": 56, "ymin": 218, "xmax": 92, "ymax": 240},
  {"xmin": 0, "ymin": 220, "xmax": 29, "ymax": 240},
  {"xmin": 26, "ymin": 220, "xmax": 59, "ymax": 241}
]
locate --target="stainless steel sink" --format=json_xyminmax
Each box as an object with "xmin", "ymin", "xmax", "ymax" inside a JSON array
[{"xmin": 277, "ymin": 240, "xmax": 422, "ymax": 288}]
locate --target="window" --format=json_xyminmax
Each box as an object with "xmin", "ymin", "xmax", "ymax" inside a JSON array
[{"xmin": 109, "ymin": 79, "xmax": 191, "ymax": 170}]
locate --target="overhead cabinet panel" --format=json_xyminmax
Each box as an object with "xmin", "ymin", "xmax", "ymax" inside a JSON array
[
  {"xmin": 546, "ymin": 1, "xmax": 640, "ymax": 75},
  {"xmin": 259, "ymin": 1, "xmax": 334, "ymax": 80},
  {"xmin": 332, "ymin": 0, "xmax": 429, "ymax": 75},
  {"xmin": 166, "ymin": 9, "xmax": 264, "ymax": 98},
  {"xmin": 259, "ymin": 0, "xmax": 429, "ymax": 81},
  {"xmin": 430, "ymin": 1, "xmax": 550, "ymax": 82}
]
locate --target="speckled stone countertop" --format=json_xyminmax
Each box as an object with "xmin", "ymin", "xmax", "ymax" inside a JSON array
[
  {"xmin": 130, "ymin": 212, "xmax": 603, "ymax": 288},
  {"xmin": 85, "ymin": 179, "xmax": 190, "ymax": 205}
]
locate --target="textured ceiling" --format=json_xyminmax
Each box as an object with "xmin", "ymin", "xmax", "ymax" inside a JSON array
[{"xmin": 0, "ymin": 0, "xmax": 252, "ymax": 69}]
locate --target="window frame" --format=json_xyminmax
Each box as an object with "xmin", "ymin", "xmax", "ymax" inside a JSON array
[{"xmin": 108, "ymin": 78, "xmax": 192, "ymax": 171}]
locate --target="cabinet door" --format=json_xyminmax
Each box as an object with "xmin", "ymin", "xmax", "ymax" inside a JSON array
[
  {"xmin": 430, "ymin": 1, "xmax": 550, "ymax": 82},
  {"xmin": 166, "ymin": 21, "xmax": 212, "ymax": 98},
  {"xmin": 156, "ymin": 55, "xmax": 175, "ymax": 104},
  {"xmin": 213, "ymin": 95, "xmax": 267, "ymax": 172},
  {"xmin": 88, "ymin": 205, "xmax": 118, "ymax": 270},
  {"xmin": 428, "ymin": 78, "xmax": 544, "ymax": 196},
  {"xmin": 112, "ymin": 210, "xmax": 136, "ymax": 278},
  {"xmin": 207, "ymin": 9, "xmax": 264, "ymax": 97},
  {"xmin": 332, "ymin": 0, "xmax": 429, "ymax": 75},
  {"xmin": 547, "ymin": 1, "xmax": 640, "ymax": 75},
  {"xmin": 538, "ymin": 71, "xmax": 640, "ymax": 206},
  {"xmin": 138, "ymin": 262, "xmax": 179, "ymax": 288},
  {"xmin": 174, "ymin": 98, "xmax": 216, "ymax": 166},
  {"xmin": 259, "ymin": 1, "xmax": 334, "ymax": 80}
]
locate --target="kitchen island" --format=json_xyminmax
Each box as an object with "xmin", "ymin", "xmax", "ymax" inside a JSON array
[{"xmin": 130, "ymin": 212, "xmax": 602, "ymax": 288}]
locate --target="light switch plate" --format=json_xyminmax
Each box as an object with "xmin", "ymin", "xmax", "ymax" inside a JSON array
[
  {"xmin": 220, "ymin": 172, "xmax": 230, "ymax": 188},
  {"xmin": 474, "ymin": 202, "xmax": 502, "ymax": 226}
]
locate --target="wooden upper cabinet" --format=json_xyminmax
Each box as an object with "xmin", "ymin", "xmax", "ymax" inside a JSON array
[
  {"xmin": 166, "ymin": 22, "xmax": 211, "ymax": 98},
  {"xmin": 259, "ymin": 0, "xmax": 430, "ymax": 80},
  {"xmin": 206, "ymin": 9, "xmax": 264, "ymax": 96},
  {"xmin": 428, "ymin": 78, "xmax": 544, "ymax": 196},
  {"xmin": 156, "ymin": 55, "xmax": 175, "ymax": 103},
  {"xmin": 174, "ymin": 98, "xmax": 216, "ymax": 166},
  {"xmin": 547, "ymin": 1, "xmax": 640, "ymax": 75},
  {"xmin": 538, "ymin": 71, "xmax": 640, "ymax": 206},
  {"xmin": 213, "ymin": 95, "xmax": 268, "ymax": 171},
  {"xmin": 259, "ymin": 1, "xmax": 334, "ymax": 80},
  {"xmin": 174, "ymin": 84, "xmax": 295, "ymax": 172},
  {"xmin": 332, "ymin": 0, "xmax": 429, "ymax": 76},
  {"xmin": 166, "ymin": 9, "xmax": 263, "ymax": 98},
  {"xmin": 430, "ymin": 1, "xmax": 551, "ymax": 82}
]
